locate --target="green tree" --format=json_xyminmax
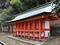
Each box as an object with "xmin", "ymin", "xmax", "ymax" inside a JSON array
[
  {"xmin": 54, "ymin": 0, "xmax": 60, "ymax": 17},
  {"xmin": 10, "ymin": 0, "xmax": 24, "ymax": 13}
]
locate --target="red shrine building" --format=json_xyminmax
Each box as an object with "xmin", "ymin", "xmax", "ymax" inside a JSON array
[{"xmin": 8, "ymin": 2, "xmax": 58, "ymax": 40}]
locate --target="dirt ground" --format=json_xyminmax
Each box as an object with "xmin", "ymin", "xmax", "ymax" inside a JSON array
[
  {"xmin": 43, "ymin": 36, "xmax": 60, "ymax": 45},
  {"xmin": 0, "ymin": 33, "xmax": 60, "ymax": 45},
  {"xmin": 0, "ymin": 33, "xmax": 30, "ymax": 45}
]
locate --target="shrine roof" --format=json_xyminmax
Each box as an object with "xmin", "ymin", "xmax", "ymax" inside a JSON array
[{"xmin": 8, "ymin": 1, "xmax": 55, "ymax": 22}]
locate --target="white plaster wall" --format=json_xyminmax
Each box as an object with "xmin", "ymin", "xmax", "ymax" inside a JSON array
[
  {"xmin": 45, "ymin": 21, "xmax": 49, "ymax": 29},
  {"xmin": 45, "ymin": 30, "xmax": 50, "ymax": 37}
]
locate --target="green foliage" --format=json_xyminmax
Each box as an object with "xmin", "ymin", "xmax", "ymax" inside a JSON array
[
  {"xmin": 54, "ymin": 0, "xmax": 60, "ymax": 17},
  {"xmin": 10, "ymin": 0, "xmax": 20, "ymax": 5},
  {"xmin": 0, "ymin": 6, "xmax": 14, "ymax": 25},
  {"xmin": 10, "ymin": 0, "xmax": 23, "ymax": 9}
]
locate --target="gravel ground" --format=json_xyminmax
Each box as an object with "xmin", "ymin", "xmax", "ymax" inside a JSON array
[
  {"xmin": 42, "ymin": 36, "xmax": 60, "ymax": 45},
  {"xmin": 0, "ymin": 33, "xmax": 30, "ymax": 45}
]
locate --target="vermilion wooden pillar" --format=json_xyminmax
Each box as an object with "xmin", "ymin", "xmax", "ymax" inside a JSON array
[
  {"xmin": 41, "ymin": 20, "xmax": 45, "ymax": 38},
  {"xmin": 13, "ymin": 23, "xmax": 16, "ymax": 36},
  {"xmin": 33, "ymin": 20, "xmax": 35, "ymax": 40},
  {"xmin": 12, "ymin": 24, "xmax": 14, "ymax": 36},
  {"xmin": 19, "ymin": 23, "xmax": 21, "ymax": 36},
  {"xmin": 16, "ymin": 23, "xmax": 18, "ymax": 35},
  {"xmin": 20, "ymin": 23, "xmax": 22, "ymax": 37},
  {"xmin": 18, "ymin": 23, "xmax": 20, "ymax": 36},
  {"xmin": 39, "ymin": 20, "xmax": 41, "ymax": 40},
  {"xmin": 15, "ymin": 23, "xmax": 16, "ymax": 36},
  {"xmin": 28, "ymin": 21, "xmax": 30, "ymax": 39},
  {"xmin": 16, "ymin": 23, "xmax": 18, "ymax": 36},
  {"xmin": 24, "ymin": 22, "xmax": 26, "ymax": 38}
]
